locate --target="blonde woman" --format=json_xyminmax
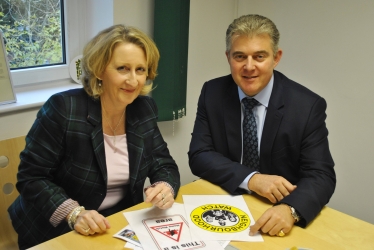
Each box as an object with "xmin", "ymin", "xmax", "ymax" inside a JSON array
[{"xmin": 9, "ymin": 24, "xmax": 180, "ymax": 249}]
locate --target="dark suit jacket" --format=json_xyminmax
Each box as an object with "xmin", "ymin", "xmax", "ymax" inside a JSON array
[
  {"xmin": 188, "ymin": 71, "xmax": 336, "ymax": 227},
  {"xmin": 8, "ymin": 88, "xmax": 180, "ymax": 248}
]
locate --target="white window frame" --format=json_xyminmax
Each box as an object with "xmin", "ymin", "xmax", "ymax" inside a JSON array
[
  {"xmin": 9, "ymin": 0, "xmax": 88, "ymax": 86},
  {"xmin": 0, "ymin": 0, "xmax": 113, "ymax": 114}
]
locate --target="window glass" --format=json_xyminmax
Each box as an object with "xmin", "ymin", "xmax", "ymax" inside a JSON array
[{"xmin": 0, "ymin": 0, "xmax": 65, "ymax": 70}]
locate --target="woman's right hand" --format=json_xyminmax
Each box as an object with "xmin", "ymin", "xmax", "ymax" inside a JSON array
[{"xmin": 74, "ymin": 210, "xmax": 111, "ymax": 235}]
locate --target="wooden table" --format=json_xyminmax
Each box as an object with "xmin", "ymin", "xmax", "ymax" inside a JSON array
[{"xmin": 29, "ymin": 179, "xmax": 374, "ymax": 250}]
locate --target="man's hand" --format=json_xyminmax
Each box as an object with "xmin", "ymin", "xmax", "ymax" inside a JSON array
[
  {"xmin": 248, "ymin": 174, "xmax": 297, "ymax": 203},
  {"xmin": 249, "ymin": 204, "xmax": 295, "ymax": 236}
]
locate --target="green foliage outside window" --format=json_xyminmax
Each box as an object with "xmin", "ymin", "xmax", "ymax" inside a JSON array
[{"xmin": 0, "ymin": 0, "xmax": 63, "ymax": 69}]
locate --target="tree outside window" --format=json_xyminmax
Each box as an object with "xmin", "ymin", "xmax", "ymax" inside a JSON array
[{"xmin": 0, "ymin": 0, "xmax": 64, "ymax": 70}]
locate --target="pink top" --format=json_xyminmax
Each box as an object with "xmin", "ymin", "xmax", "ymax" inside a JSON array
[
  {"xmin": 49, "ymin": 133, "xmax": 130, "ymax": 227},
  {"xmin": 98, "ymin": 133, "xmax": 130, "ymax": 210},
  {"xmin": 50, "ymin": 133, "xmax": 173, "ymax": 227}
]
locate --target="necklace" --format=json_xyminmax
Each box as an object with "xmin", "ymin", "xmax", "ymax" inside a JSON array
[{"xmin": 102, "ymin": 102, "xmax": 125, "ymax": 152}]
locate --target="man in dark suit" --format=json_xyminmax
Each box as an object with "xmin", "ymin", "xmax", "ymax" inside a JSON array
[{"xmin": 188, "ymin": 14, "xmax": 336, "ymax": 237}]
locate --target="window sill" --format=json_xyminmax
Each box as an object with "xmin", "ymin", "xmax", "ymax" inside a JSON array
[{"xmin": 0, "ymin": 80, "xmax": 82, "ymax": 114}]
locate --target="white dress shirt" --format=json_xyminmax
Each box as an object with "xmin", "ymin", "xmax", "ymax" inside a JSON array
[{"xmin": 238, "ymin": 74, "xmax": 274, "ymax": 191}]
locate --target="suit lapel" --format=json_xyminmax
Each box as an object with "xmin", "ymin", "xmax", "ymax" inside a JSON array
[
  {"xmin": 224, "ymin": 77, "xmax": 242, "ymax": 162},
  {"xmin": 86, "ymin": 96, "xmax": 144, "ymax": 190},
  {"xmin": 125, "ymin": 100, "xmax": 143, "ymax": 192},
  {"xmin": 87, "ymin": 96, "xmax": 107, "ymax": 182},
  {"xmin": 260, "ymin": 71, "xmax": 284, "ymax": 173}
]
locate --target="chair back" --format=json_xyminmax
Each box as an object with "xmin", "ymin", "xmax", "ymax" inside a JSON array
[{"xmin": 0, "ymin": 135, "xmax": 25, "ymax": 250}]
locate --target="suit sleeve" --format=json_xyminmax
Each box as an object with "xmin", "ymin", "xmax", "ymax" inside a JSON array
[
  {"xmin": 279, "ymin": 97, "xmax": 336, "ymax": 227},
  {"xmin": 188, "ymin": 82, "xmax": 253, "ymax": 194},
  {"xmin": 146, "ymin": 98, "xmax": 181, "ymax": 197},
  {"xmin": 16, "ymin": 93, "xmax": 71, "ymax": 221}
]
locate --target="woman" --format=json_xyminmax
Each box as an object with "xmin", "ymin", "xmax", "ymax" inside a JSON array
[{"xmin": 8, "ymin": 24, "xmax": 180, "ymax": 249}]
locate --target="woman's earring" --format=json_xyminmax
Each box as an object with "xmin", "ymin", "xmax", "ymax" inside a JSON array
[{"xmin": 98, "ymin": 79, "xmax": 102, "ymax": 87}]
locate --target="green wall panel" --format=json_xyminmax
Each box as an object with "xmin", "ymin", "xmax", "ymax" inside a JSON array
[{"xmin": 152, "ymin": 0, "xmax": 190, "ymax": 121}]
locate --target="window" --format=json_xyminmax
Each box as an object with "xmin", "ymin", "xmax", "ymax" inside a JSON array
[
  {"xmin": 0, "ymin": 0, "xmax": 87, "ymax": 86},
  {"xmin": 0, "ymin": 0, "xmax": 65, "ymax": 69}
]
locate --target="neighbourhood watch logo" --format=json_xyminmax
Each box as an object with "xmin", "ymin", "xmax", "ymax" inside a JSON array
[{"xmin": 190, "ymin": 204, "xmax": 250, "ymax": 233}]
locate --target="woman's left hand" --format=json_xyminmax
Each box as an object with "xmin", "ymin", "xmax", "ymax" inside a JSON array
[{"xmin": 144, "ymin": 182, "xmax": 174, "ymax": 209}]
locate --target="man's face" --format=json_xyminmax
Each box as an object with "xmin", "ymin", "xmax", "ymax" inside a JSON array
[{"xmin": 226, "ymin": 34, "xmax": 282, "ymax": 97}]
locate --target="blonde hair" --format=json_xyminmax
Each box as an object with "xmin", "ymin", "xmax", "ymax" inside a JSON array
[
  {"xmin": 226, "ymin": 14, "xmax": 280, "ymax": 56},
  {"xmin": 81, "ymin": 24, "xmax": 160, "ymax": 98}
]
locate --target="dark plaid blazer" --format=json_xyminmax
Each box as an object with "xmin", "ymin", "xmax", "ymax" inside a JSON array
[{"xmin": 8, "ymin": 88, "xmax": 180, "ymax": 249}]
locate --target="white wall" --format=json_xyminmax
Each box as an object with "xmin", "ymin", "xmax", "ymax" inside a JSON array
[
  {"xmin": 0, "ymin": 108, "xmax": 39, "ymax": 140},
  {"xmin": 1, "ymin": 0, "xmax": 373, "ymax": 224},
  {"xmin": 84, "ymin": 0, "xmax": 113, "ymax": 40}
]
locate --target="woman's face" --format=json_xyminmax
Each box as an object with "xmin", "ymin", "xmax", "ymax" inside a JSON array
[{"xmin": 99, "ymin": 42, "xmax": 147, "ymax": 108}]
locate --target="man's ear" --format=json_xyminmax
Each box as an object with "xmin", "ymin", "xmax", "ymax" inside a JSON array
[
  {"xmin": 273, "ymin": 48, "xmax": 283, "ymax": 68},
  {"xmin": 225, "ymin": 51, "xmax": 230, "ymax": 62}
]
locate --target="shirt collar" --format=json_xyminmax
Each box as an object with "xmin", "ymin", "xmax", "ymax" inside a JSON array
[{"xmin": 238, "ymin": 74, "xmax": 274, "ymax": 108}]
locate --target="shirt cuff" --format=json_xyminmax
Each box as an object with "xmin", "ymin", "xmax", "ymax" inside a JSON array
[
  {"xmin": 239, "ymin": 171, "xmax": 259, "ymax": 194},
  {"xmin": 144, "ymin": 181, "xmax": 175, "ymax": 197},
  {"xmin": 49, "ymin": 199, "xmax": 80, "ymax": 227}
]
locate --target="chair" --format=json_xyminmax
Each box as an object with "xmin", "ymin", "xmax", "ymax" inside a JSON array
[{"xmin": 0, "ymin": 135, "xmax": 25, "ymax": 250}]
